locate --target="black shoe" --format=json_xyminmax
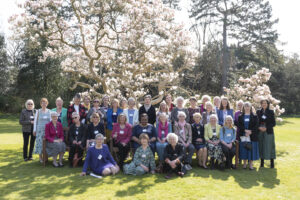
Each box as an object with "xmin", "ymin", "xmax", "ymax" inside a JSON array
[
  {"xmin": 231, "ymin": 164, "xmax": 236, "ymax": 169},
  {"xmin": 260, "ymin": 159, "xmax": 264, "ymax": 168},
  {"xmin": 24, "ymin": 158, "xmax": 28, "ymax": 162},
  {"xmin": 270, "ymin": 159, "xmax": 274, "ymax": 168},
  {"xmin": 219, "ymin": 162, "xmax": 225, "ymax": 171},
  {"xmin": 210, "ymin": 159, "xmax": 215, "ymax": 170},
  {"xmin": 59, "ymin": 163, "xmax": 64, "ymax": 167},
  {"xmin": 28, "ymin": 157, "xmax": 33, "ymax": 161}
]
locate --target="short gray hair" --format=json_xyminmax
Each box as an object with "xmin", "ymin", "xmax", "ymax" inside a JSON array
[
  {"xmin": 95, "ymin": 134, "xmax": 106, "ymax": 140},
  {"xmin": 176, "ymin": 96, "xmax": 184, "ymax": 105},
  {"xmin": 210, "ymin": 114, "xmax": 218, "ymax": 122},
  {"xmin": 56, "ymin": 97, "xmax": 63, "ymax": 103},
  {"xmin": 177, "ymin": 111, "xmax": 186, "ymax": 119},
  {"xmin": 25, "ymin": 99, "xmax": 34, "ymax": 109},
  {"xmin": 167, "ymin": 133, "xmax": 178, "ymax": 143}
]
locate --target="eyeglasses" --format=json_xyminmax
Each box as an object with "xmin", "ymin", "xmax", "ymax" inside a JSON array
[
  {"xmin": 93, "ymin": 116, "xmax": 99, "ymax": 118},
  {"xmin": 72, "ymin": 117, "xmax": 78, "ymax": 119},
  {"xmin": 28, "ymin": 104, "xmax": 33, "ymax": 105},
  {"xmin": 94, "ymin": 101, "xmax": 100, "ymax": 103}
]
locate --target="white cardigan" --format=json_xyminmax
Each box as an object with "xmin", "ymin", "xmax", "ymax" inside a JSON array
[{"xmin": 123, "ymin": 109, "xmax": 139, "ymax": 126}]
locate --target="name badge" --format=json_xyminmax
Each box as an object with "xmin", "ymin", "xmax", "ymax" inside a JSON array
[
  {"xmin": 113, "ymin": 112, "xmax": 117, "ymax": 115},
  {"xmin": 227, "ymin": 133, "xmax": 231, "ymax": 137},
  {"xmin": 120, "ymin": 130, "xmax": 124, "ymax": 134},
  {"xmin": 98, "ymin": 154, "xmax": 102, "ymax": 160},
  {"xmin": 94, "ymin": 130, "xmax": 99, "ymax": 134},
  {"xmin": 143, "ymin": 129, "xmax": 147, "ymax": 132},
  {"xmin": 213, "ymin": 132, "xmax": 217, "ymax": 136},
  {"xmin": 180, "ymin": 130, "xmax": 184, "ymax": 134},
  {"xmin": 43, "ymin": 116, "xmax": 47, "ymax": 119},
  {"xmin": 262, "ymin": 115, "xmax": 266, "ymax": 119},
  {"xmin": 198, "ymin": 131, "xmax": 200, "ymax": 135},
  {"xmin": 142, "ymin": 154, "xmax": 146, "ymax": 158},
  {"xmin": 30, "ymin": 116, "xmax": 34, "ymax": 119},
  {"xmin": 129, "ymin": 114, "xmax": 133, "ymax": 117},
  {"xmin": 161, "ymin": 131, "xmax": 165, "ymax": 135},
  {"xmin": 245, "ymin": 118, "xmax": 250, "ymax": 122},
  {"xmin": 76, "ymin": 131, "xmax": 79, "ymax": 135},
  {"xmin": 85, "ymin": 110, "xmax": 88, "ymax": 114}
]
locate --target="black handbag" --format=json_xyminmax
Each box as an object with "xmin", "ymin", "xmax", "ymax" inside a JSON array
[{"xmin": 244, "ymin": 142, "xmax": 252, "ymax": 151}]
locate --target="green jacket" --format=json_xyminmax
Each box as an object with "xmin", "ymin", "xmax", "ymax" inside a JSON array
[{"xmin": 52, "ymin": 107, "xmax": 68, "ymax": 128}]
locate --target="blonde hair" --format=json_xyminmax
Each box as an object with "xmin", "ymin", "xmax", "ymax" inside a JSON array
[
  {"xmin": 193, "ymin": 112, "xmax": 202, "ymax": 119},
  {"xmin": 111, "ymin": 99, "xmax": 120, "ymax": 107},
  {"xmin": 224, "ymin": 115, "xmax": 234, "ymax": 128},
  {"xmin": 25, "ymin": 99, "xmax": 35, "ymax": 109},
  {"xmin": 117, "ymin": 113, "xmax": 127, "ymax": 124},
  {"xmin": 40, "ymin": 98, "xmax": 48, "ymax": 105}
]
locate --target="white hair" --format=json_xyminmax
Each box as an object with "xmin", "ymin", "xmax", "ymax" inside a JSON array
[
  {"xmin": 25, "ymin": 99, "xmax": 34, "ymax": 109},
  {"xmin": 244, "ymin": 101, "xmax": 252, "ymax": 107},
  {"xmin": 177, "ymin": 111, "xmax": 186, "ymax": 119},
  {"xmin": 205, "ymin": 102, "xmax": 213, "ymax": 108},
  {"xmin": 128, "ymin": 97, "xmax": 135, "ymax": 103},
  {"xmin": 210, "ymin": 114, "xmax": 218, "ymax": 122},
  {"xmin": 213, "ymin": 96, "xmax": 221, "ymax": 101},
  {"xmin": 50, "ymin": 112, "xmax": 59, "ymax": 117},
  {"xmin": 201, "ymin": 95, "xmax": 211, "ymax": 102},
  {"xmin": 176, "ymin": 96, "xmax": 185, "ymax": 105},
  {"xmin": 56, "ymin": 97, "xmax": 63, "ymax": 103},
  {"xmin": 95, "ymin": 133, "xmax": 106, "ymax": 140},
  {"xmin": 225, "ymin": 115, "xmax": 233, "ymax": 124},
  {"xmin": 167, "ymin": 133, "xmax": 178, "ymax": 143}
]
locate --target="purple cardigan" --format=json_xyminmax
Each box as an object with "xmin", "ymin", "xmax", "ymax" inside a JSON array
[{"xmin": 111, "ymin": 123, "xmax": 132, "ymax": 144}]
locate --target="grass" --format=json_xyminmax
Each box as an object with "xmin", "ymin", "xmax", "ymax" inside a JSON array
[{"xmin": 0, "ymin": 114, "xmax": 300, "ymax": 200}]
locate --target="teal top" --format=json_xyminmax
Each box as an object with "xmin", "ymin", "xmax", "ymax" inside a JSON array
[{"xmin": 51, "ymin": 107, "xmax": 68, "ymax": 128}]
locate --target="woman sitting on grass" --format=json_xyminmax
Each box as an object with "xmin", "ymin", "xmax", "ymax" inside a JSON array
[
  {"xmin": 123, "ymin": 133, "xmax": 156, "ymax": 175},
  {"xmin": 81, "ymin": 134, "xmax": 119, "ymax": 176}
]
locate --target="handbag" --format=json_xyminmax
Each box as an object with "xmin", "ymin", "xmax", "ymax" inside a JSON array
[{"xmin": 244, "ymin": 142, "xmax": 252, "ymax": 151}]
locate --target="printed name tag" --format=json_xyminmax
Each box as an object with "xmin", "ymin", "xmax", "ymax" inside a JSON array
[
  {"xmin": 113, "ymin": 113, "xmax": 117, "ymax": 115},
  {"xmin": 245, "ymin": 118, "xmax": 250, "ymax": 122},
  {"xmin": 43, "ymin": 116, "xmax": 47, "ymax": 119},
  {"xmin": 94, "ymin": 130, "xmax": 99, "ymax": 134},
  {"xmin": 120, "ymin": 130, "xmax": 124, "ymax": 134},
  {"xmin": 262, "ymin": 115, "xmax": 266, "ymax": 119},
  {"xmin": 227, "ymin": 133, "xmax": 231, "ymax": 137},
  {"xmin": 30, "ymin": 116, "xmax": 34, "ymax": 119},
  {"xmin": 143, "ymin": 129, "xmax": 147, "ymax": 132},
  {"xmin": 85, "ymin": 110, "xmax": 88, "ymax": 114},
  {"xmin": 142, "ymin": 154, "xmax": 146, "ymax": 158},
  {"xmin": 161, "ymin": 131, "xmax": 165, "ymax": 135},
  {"xmin": 76, "ymin": 131, "xmax": 79, "ymax": 135},
  {"xmin": 129, "ymin": 114, "xmax": 133, "ymax": 117},
  {"xmin": 180, "ymin": 130, "xmax": 184, "ymax": 134},
  {"xmin": 213, "ymin": 132, "xmax": 217, "ymax": 136},
  {"xmin": 98, "ymin": 154, "xmax": 102, "ymax": 160},
  {"xmin": 198, "ymin": 131, "xmax": 201, "ymax": 135}
]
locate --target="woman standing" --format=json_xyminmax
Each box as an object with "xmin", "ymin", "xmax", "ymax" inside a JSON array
[
  {"xmin": 106, "ymin": 99, "xmax": 123, "ymax": 143},
  {"xmin": 200, "ymin": 95, "xmax": 211, "ymax": 114},
  {"xmin": 188, "ymin": 97, "xmax": 201, "ymax": 124},
  {"xmin": 45, "ymin": 112, "xmax": 66, "ymax": 167},
  {"xmin": 204, "ymin": 114, "xmax": 224, "ymax": 170},
  {"xmin": 33, "ymin": 98, "xmax": 51, "ymax": 163},
  {"xmin": 120, "ymin": 98, "xmax": 128, "ymax": 110},
  {"xmin": 156, "ymin": 101, "xmax": 170, "ymax": 124},
  {"xmin": 19, "ymin": 99, "xmax": 36, "ymax": 161},
  {"xmin": 123, "ymin": 134, "xmax": 156, "ymax": 175},
  {"xmin": 234, "ymin": 100, "xmax": 244, "ymax": 141},
  {"xmin": 112, "ymin": 113, "xmax": 132, "ymax": 169},
  {"xmin": 238, "ymin": 102, "xmax": 259, "ymax": 170},
  {"xmin": 201, "ymin": 102, "xmax": 215, "ymax": 125},
  {"xmin": 257, "ymin": 99, "xmax": 276, "ymax": 168},
  {"xmin": 217, "ymin": 97, "xmax": 234, "ymax": 126},
  {"xmin": 123, "ymin": 97, "xmax": 139, "ymax": 126},
  {"xmin": 86, "ymin": 98, "xmax": 106, "ymax": 123}
]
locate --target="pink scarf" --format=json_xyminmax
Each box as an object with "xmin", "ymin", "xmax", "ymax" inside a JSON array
[
  {"xmin": 178, "ymin": 121, "xmax": 186, "ymax": 141},
  {"xmin": 158, "ymin": 121, "xmax": 169, "ymax": 139}
]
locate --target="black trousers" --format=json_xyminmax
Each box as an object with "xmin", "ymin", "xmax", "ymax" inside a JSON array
[
  {"xmin": 69, "ymin": 144, "xmax": 84, "ymax": 162},
  {"xmin": 23, "ymin": 131, "xmax": 35, "ymax": 159},
  {"xmin": 221, "ymin": 143, "xmax": 236, "ymax": 167},
  {"xmin": 114, "ymin": 141, "xmax": 130, "ymax": 168},
  {"xmin": 163, "ymin": 162, "xmax": 186, "ymax": 174}
]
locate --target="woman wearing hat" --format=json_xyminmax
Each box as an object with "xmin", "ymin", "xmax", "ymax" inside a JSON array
[{"xmin": 45, "ymin": 112, "xmax": 66, "ymax": 167}]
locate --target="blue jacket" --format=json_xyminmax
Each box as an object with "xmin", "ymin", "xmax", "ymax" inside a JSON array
[
  {"xmin": 217, "ymin": 109, "xmax": 234, "ymax": 125},
  {"xmin": 106, "ymin": 108, "xmax": 123, "ymax": 130}
]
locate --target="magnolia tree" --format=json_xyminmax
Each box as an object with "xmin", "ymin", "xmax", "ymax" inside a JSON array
[
  {"xmin": 9, "ymin": 0, "xmax": 196, "ymax": 104},
  {"xmin": 224, "ymin": 68, "xmax": 285, "ymax": 121}
]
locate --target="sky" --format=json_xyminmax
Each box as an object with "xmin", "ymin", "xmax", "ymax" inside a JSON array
[{"xmin": 0, "ymin": 0, "xmax": 299, "ymax": 56}]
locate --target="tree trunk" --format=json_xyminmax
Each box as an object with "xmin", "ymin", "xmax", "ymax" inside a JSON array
[{"xmin": 222, "ymin": 15, "xmax": 229, "ymax": 94}]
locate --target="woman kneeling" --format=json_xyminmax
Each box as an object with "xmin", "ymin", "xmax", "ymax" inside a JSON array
[
  {"xmin": 81, "ymin": 134, "xmax": 119, "ymax": 176},
  {"xmin": 123, "ymin": 134, "xmax": 156, "ymax": 175},
  {"xmin": 164, "ymin": 133, "xmax": 186, "ymax": 179}
]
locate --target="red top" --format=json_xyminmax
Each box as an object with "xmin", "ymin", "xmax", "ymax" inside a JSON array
[
  {"xmin": 45, "ymin": 121, "xmax": 64, "ymax": 143},
  {"xmin": 112, "ymin": 123, "xmax": 132, "ymax": 144}
]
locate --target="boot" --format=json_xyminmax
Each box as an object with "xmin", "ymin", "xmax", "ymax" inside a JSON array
[
  {"xmin": 210, "ymin": 158, "xmax": 215, "ymax": 170},
  {"xmin": 270, "ymin": 159, "xmax": 274, "ymax": 168},
  {"xmin": 260, "ymin": 159, "xmax": 264, "ymax": 168}
]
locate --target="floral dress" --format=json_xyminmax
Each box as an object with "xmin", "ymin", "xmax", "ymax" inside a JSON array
[
  {"xmin": 207, "ymin": 129, "xmax": 224, "ymax": 163},
  {"xmin": 34, "ymin": 109, "xmax": 51, "ymax": 154},
  {"xmin": 123, "ymin": 146, "xmax": 156, "ymax": 175}
]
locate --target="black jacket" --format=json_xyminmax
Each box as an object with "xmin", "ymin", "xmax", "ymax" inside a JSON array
[
  {"xmin": 238, "ymin": 113, "xmax": 259, "ymax": 142},
  {"xmin": 87, "ymin": 122, "xmax": 105, "ymax": 140},
  {"xmin": 191, "ymin": 123, "xmax": 205, "ymax": 145},
  {"xmin": 256, "ymin": 108, "xmax": 276, "ymax": 134},
  {"xmin": 69, "ymin": 123, "xmax": 87, "ymax": 146},
  {"xmin": 139, "ymin": 105, "xmax": 156, "ymax": 125},
  {"xmin": 164, "ymin": 143, "xmax": 185, "ymax": 162}
]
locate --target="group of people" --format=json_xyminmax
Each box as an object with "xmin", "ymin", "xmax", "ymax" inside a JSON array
[{"xmin": 19, "ymin": 93, "xmax": 276, "ymax": 178}]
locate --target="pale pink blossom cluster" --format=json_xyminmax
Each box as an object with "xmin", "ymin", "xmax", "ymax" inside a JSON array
[
  {"xmin": 224, "ymin": 68, "xmax": 285, "ymax": 121},
  {"xmin": 9, "ymin": 0, "xmax": 197, "ymax": 104}
]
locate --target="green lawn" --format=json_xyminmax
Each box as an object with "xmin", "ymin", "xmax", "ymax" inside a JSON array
[{"xmin": 0, "ymin": 114, "xmax": 299, "ymax": 200}]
